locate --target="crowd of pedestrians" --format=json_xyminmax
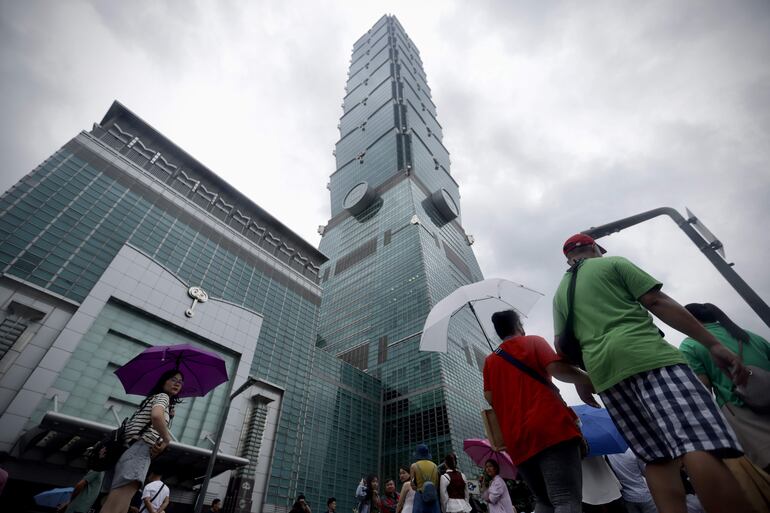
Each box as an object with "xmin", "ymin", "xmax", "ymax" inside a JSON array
[
  {"xmin": 351, "ymin": 445, "xmax": 485, "ymax": 513},
  {"xmin": 5, "ymin": 232, "xmax": 768, "ymax": 513},
  {"xmin": 480, "ymin": 233, "xmax": 769, "ymax": 512},
  {"xmin": 72, "ymin": 232, "xmax": 767, "ymax": 513}
]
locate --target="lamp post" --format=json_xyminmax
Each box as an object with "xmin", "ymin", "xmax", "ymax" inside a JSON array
[
  {"xmin": 581, "ymin": 206, "xmax": 770, "ymax": 329},
  {"xmin": 194, "ymin": 376, "xmax": 259, "ymax": 513}
]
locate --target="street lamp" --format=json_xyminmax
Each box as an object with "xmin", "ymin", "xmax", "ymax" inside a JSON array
[
  {"xmin": 581, "ymin": 206, "xmax": 770, "ymax": 329},
  {"xmin": 193, "ymin": 376, "xmax": 259, "ymax": 513}
]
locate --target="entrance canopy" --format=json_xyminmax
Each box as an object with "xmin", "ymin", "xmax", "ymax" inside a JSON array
[{"xmin": 11, "ymin": 411, "xmax": 248, "ymax": 488}]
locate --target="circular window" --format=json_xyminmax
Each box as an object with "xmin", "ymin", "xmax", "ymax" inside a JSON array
[
  {"xmin": 343, "ymin": 182, "xmax": 377, "ymax": 215},
  {"xmin": 431, "ymin": 188, "xmax": 460, "ymax": 221},
  {"xmin": 441, "ymin": 189, "xmax": 459, "ymax": 217}
]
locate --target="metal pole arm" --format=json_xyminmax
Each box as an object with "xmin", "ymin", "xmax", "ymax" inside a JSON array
[
  {"xmin": 194, "ymin": 377, "xmax": 258, "ymax": 513},
  {"xmin": 230, "ymin": 378, "xmax": 258, "ymax": 400},
  {"xmin": 582, "ymin": 207, "xmax": 682, "ymax": 239},
  {"xmin": 581, "ymin": 207, "xmax": 770, "ymax": 329}
]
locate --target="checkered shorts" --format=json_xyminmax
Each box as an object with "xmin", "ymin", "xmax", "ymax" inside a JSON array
[{"xmin": 600, "ymin": 364, "xmax": 743, "ymax": 463}]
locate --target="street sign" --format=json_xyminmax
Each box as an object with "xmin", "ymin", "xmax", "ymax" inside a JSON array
[{"xmin": 686, "ymin": 207, "xmax": 725, "ymax": 259}]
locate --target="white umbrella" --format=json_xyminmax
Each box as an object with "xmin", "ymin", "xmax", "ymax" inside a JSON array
[{"xmin": 419, "ymin": 278, "xmax": 544, "ymax": 353}]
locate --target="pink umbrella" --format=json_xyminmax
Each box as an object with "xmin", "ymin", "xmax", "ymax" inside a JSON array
[{"xmin": 463, "ymin": 439, "xmax": 517, "ymax": 479}]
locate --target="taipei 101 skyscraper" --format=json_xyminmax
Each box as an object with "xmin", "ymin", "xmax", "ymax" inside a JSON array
[{"xmin": 317, "ymin": 15, "xmax": 491, "ymax": 471}]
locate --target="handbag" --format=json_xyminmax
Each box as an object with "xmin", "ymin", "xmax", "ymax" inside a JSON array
[
  {"xmin": 723, "ymin": 457, "xmax": 770, "ymax": 512},
  {"xmin": 481, "ymin": 409, "xmax": 506, "ymax": 451},
  {"xmin": 495, "ymin": 348, "xmax": 590, "ymax": 457},
  {"xmin": 734, "ymin": 339, "xmax": 770, "ymax": 413},
  {"xmin": 86, "ymin": 409, "xmax": 152, "ymax": 471},
  {"xmin": 555, "ymin": 261, "xmax": 584, "ymax": 369}
]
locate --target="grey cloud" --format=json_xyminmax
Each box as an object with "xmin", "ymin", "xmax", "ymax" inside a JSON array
[{"xmin": 1, "ymin": 0, "xmax": 768, "ymax": 344}]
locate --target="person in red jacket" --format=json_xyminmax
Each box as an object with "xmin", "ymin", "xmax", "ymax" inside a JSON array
[{"xmin": 484, "ymin": 309, "xmax": 594, "ymax": 513}]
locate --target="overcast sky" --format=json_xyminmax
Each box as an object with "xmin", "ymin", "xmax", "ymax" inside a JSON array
[{"xmin": 2, "ymin": 1, "xmax": 769, "ymax": 401}]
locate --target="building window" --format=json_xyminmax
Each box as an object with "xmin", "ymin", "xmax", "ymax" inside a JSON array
[
  {"xmin": 0, "ymin": 301, "xmax": 45, "ymax": 361},
  {"xmin": 462, "ymin": 341, "xmax": 474, "ymax": 367},
  {"xmin": 378, "ymin": 336, "xmax": 388, "ymax": 364},
  {"xmin": 473, "ymin": 346, "xmax": 487, "ymax": 373},
  {"xmin": 334, "ymin": 238, "xmax": 377, "ymax": 276},
  {"xmin": 443, "ymin": 243, "xmax": 473, "ymax": 280},
  {"xmin": 338, "ymin": 343, "xmax": 369, "ymax": 371}
]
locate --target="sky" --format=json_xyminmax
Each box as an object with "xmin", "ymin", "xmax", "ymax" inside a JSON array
[{"xmin": 2, "ymin": 1, "xmax": 769, "ymax": 402}]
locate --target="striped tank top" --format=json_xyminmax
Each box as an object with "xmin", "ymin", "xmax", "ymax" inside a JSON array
[{"xmin": 124, "ymin": 393, "xmax": 170, "ymax": 446}]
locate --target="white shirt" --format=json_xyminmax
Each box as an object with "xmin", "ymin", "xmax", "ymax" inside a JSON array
[
  {"xmin": 606, "ymin": 449, "xmax": 654, "ymax": 503},
  {"xmin": 141, "ymin": 480, "xmax": 170, "ymax": 513},
  {"xmin": 581, "ymin": 457, "xmax": 621, "ymax": 505},
  {"xmin": 440, "ymin": 471, "xmax": 472, "ymax": 513}
]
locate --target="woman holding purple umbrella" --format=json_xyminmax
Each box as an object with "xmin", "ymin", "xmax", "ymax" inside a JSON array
[{"xmin": 100, "ymin": 369, "xmax": 183, "ymax": 513}]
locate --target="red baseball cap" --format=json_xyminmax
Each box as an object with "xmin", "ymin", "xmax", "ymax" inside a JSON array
[{"xmin": 563, "ymin": 233, "xmax": 606, "ymax": 256}]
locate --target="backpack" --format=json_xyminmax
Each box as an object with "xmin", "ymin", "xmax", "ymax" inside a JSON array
[
  {"xmin": 85, "ymin": 418, "xmax": 130, "ymax": 471},
  {"xmin": 422, "ymin": 481, "xmax": 437, "ymax": 504},
  {"xmin": 418, "ymin": 465, "xmax": 437, "ymax": 503},
  {"xmin": 447, "ymin": 471, "xmax": 466, "ymax": 498},
  {"xmin": 85, "ymin": 398, "xmax": 152, "ymax": 470}
]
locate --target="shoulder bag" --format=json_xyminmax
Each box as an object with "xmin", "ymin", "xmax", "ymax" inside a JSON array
[
  {"xmin": 86, "ymin": 400, "xmax": 153, "ymax": 471},
  {"xmin": 734, "ymin": 338, "xmax": 770, "ymax": 413},
  {"xmin": 555, "ymin": 261, "xmax": 584, "ymax": 369}
]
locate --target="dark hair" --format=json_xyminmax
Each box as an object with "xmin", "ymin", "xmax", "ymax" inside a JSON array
[
  {"xmin": 363, "ymin": 474, "xmax": 378, "ymax": 502},
  {"xmin": 384, "ymin": 478, "xmax": 395, "ymax": 485},
  {"xmin": 399, "ymin": 465, "xmax": 410, "ymax": 475},
  {"xmin": 484, "ymin": 459, "xmax": 500, "ymax": 475},
  {"xmin": 291, "ymin": 495, "xmax": 307, "ymax": 513},
  {"xmin": 212, "ymin": 499, "xmax": 221, "ymax": 506},
  {"xmin": 491, "ymin": 310, "xmax": 521, "ymax": 340},
  {"xmin": 327, "ymin": 498, "xmax": 336, "ymax": 507},
  {"xmin": 143, "ymin": 369, "xmax": 184, "ymax": 408},
  {"xmin": 685, "ymin": 303, "xmax": 749, "ymax": 343},
  {"xmin": 444, "ymin": 453, "xmax": 457, "ymax": 470}
]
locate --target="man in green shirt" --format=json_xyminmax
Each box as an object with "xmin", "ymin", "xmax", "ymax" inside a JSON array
[
  {"xmin": 63, "ymin": 470, "xmax": 104, "ymax": 513},
  {"xmin": 553, "ymin": 234, "xmax": 751, "ymax": 513}
]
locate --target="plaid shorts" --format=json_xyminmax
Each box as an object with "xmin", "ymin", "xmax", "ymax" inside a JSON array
[{"xmin": 600, "ymin": 364, "xmax": 743, "ymax": 463}]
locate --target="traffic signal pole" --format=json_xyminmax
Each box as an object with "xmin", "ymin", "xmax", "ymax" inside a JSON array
[{"xmin": 581, "ymin": 207, "xmax": 770, "ymax": 330}]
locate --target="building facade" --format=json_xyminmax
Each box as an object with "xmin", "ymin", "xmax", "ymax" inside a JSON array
[
  {"xmin": 0, "ymin": 14, "xmax": 492, "ymax": 513},
  {"xmin": 0, "ymin": 102, "xmax": 380, "ymax": 513},
  {"xmin": 317, "ymin": 15, "xmax": 490, "ymax": 476}
]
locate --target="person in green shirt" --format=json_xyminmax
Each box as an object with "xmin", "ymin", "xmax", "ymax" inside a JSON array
[
  {"xmin": 62, "ymin": 470, "xmax": 104, "ymax": 513},
  {"xmin": 553, "ymin": 234, "xmax": 751, "ymax": 513},
  {"xmin": 680, "ymin": 303, "xmax": 770, "ymax": 472}
]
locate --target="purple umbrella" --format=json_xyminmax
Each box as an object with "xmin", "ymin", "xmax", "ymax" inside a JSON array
[{"xmin": 115, "ymin": 344, "xmax": 228, "ymax": 398}]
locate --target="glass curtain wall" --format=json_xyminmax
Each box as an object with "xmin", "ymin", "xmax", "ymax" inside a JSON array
[{"xmin": 318, "ymin": 15, "xmax": 490, "ymax": 479}]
